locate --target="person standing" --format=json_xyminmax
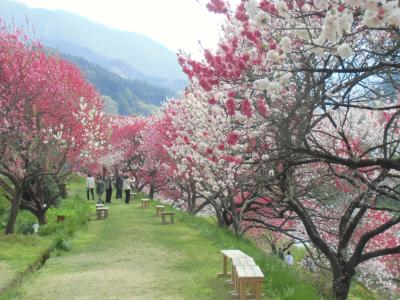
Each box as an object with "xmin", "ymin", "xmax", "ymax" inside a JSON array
[
  {"xmin": 285, "ymin": 251, "xmax": 294, "ymax": 266},
  {"xmin": 96, "ymin": 175, "xmax": 105, "ymax": 204},
  {"xmin": 115, "ymin": 173, "xmax": 123, "ymax": 199},
  {"xmin": 105, "ymin": 175, "xmax": 113, "ymax": 204},
  {"xmin": 122, "ymin": 175, "xmax": 132, "ymax": 204},
  {"xmin": 278, "ymin": 247, "xmax": 284, "ymax": 260},
  {"xmin": 86, "ymin": 174, "xmax": 95, "ymax": 200}
]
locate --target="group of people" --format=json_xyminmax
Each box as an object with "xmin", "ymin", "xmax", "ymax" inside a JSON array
[
  {"xmin": 278, "ymin": 248, "xmax": 294, "ymax": 266},
  {"xmin": 277, "ymin": 247, "xmax": 315, "ymax": 272},
  {"xmin": 86, "ymin": 173, "xmax": 135, "ymax": 204}
]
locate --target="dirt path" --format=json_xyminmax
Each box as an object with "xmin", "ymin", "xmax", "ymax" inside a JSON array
[{"xmin": 10, "ymin": 200, "xmax": 231, "ymax": 300}]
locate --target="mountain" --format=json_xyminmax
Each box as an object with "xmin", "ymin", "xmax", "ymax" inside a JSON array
[
  {"xmin": 44, "ymin": 39, "xmax": 187, "ymax": 93},
  {"xmin": 0, "ymin": 0, "xmax": 187, "ymax": 92},
  {"xmin": 62, "ymin": 52, "xmax": 174, "ymax": 116}
]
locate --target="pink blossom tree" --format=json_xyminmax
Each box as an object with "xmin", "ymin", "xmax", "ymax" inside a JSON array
[
  {"xmin": 101, "ymin": 115, "xmax": 147, "ymax": 187},
  {"xmin": 173, "ymin": 1, "xmax": 400, "ymax": 298},
  {"xmin": 0, "ymin": 25, "xmax": 107, "ymax": 232}
]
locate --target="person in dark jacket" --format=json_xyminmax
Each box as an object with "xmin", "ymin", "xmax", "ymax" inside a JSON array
[
  {"xmin": 115, "ymin": 173, "xmax": 123, "ymax": 199},
  {"xmin": 105, "ymin": 175, "xmax": 113, "ymax": 203},
  {"xmin": 96, "ymin": 175, "xmax": 105, "ymax": 204}
]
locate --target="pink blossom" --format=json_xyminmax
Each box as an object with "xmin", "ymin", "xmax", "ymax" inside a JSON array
[
  {"xmin": 227, "ymin": 132, "xmax": 240, "ymax": 145},
  {"xmin": 225, "ymin": 98, "xmax": 236, "ymax": 116},
  {"xmin": 206, "ymin": 0, "xmax": 227, "ymax": 14},
  {"xmin": 208, "ymin": 97, "xmax": 217, "ymax": 105},
  {"xmin": 256, "ymin": 97, "xmax": 268, "ymax": 116},
  {"xmin": 241, "ymin": 99, "xmax": 252, "ymax": 117}
]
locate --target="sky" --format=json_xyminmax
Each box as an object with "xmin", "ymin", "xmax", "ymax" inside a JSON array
[{"xmin": 12, "ymin": 0, "xmax": 237, "ymax": 58}]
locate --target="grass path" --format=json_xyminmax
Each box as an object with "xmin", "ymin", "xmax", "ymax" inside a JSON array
[{"xmin": 5, "ymin": 198, "xmax": 236, "ymax": 300}]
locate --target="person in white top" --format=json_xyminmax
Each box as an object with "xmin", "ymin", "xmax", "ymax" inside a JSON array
[
  {"xmin": 285, "ymin": 251, "xmax": 294, "ymax": 266},
  {"xmin": 86, "ymin": 174, "xmax": 95, "ymax": 200},
  {"xmin": 122, "ymin": 175, "xmax": 133, "ymax": 204}
]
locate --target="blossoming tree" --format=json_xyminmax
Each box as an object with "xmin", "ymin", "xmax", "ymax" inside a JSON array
[
  {"xmin": 174, "ymin": 0, "xmax": 400, "ymax": 298},
  {"xmin": 0, "ymin": 25, "xmax": 107, "ymax": 232}
]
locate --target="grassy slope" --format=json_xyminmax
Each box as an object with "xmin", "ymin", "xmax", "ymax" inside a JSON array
[{"xmin": 0, "ymin": 179, "xmax": 89, "ymax": 293}]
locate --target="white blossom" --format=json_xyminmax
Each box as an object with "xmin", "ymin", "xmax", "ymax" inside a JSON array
[
  {"xmin": 279, "ymin": 36, "xmax": 292, "ymax": 53},
  {"xmin": 337, "ymin": 43, "xmax": 353, "ymax": 59},
  {"xmin": 252, "ymin": 12, "xmax": 270, "ymax": 27},
  {"xmin": 314, "ymin": 0, "xmax": 330, "ymax": 10}
]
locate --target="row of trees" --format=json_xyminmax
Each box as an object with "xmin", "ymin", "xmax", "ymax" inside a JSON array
[
  {"xmin": 100, "ymin": 1, "xmax": 399, "ymax": 299},
  {"xmin": 3, "ymin": 1, "xmax": 397, "ymax": 298},
  {"xmin": 0, "ymin": 24, "xmax": 108, "ymax": 234}
]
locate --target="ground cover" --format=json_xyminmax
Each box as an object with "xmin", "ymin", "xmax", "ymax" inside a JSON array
[{"xmin": 0, "ymin": 180, "xmax": 379, "ymax": 299}]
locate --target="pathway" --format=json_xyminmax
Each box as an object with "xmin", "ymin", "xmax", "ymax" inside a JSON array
[{"xmin": 9, "ymin": 199, "xmax": 231, "ymax": 299}]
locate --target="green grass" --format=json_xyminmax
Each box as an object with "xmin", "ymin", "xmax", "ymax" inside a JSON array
[
  {"xmin": 0, "ymin": 176, "xmax": 90, "ymax": 295},
  {"xmin": 178, "ymin": 213, "xmax": 323, "ymax": 300},
  {"xmin": 0, "ymin": 179, "xmax": 382, "ymax": 299},
  {"xmin": 1, "ymin": 199, "xmax": 232, "ymax": 299}
]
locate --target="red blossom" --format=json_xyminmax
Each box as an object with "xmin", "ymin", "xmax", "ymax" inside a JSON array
[
  {"xmin": 227, "ymin": 132, "xmax": 240, "ymax": 145},
  {"xmin": 225, "ymin": 98, "xmax": 236, "ymax": 116},
  {"xmin": 241, "ymin": 99, "xmax": 252, "ymax": 117},
  {"xmin": 208, "ymin": 97, "xmax": 217, "ymax": 105},
  {"xmin": 256, "ymin": 97, "xmax": 268, "ymax": 116},
  {"xmin": 235, "ymin": 3, "xmax": 249, "ymax": 22}
]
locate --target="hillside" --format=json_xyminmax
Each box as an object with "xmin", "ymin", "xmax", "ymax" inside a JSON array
[
  {"xmin": 63, "ymin": 53, "xmax": 175, "ymax": 115},
  {"xmin": 0, "ymin": 0, "xmax": 187, "ymax": 93}
]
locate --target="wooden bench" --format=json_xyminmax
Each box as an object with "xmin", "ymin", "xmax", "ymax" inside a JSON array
[
  {"xmin": 161, "ymin": 211, "xmax": 175, "ymax": 224},
  {"xmin": 229, "ymin": 257, "xmax": 256, "ymax": 288},
  {"xmin": 233, "ymin": 265, "xmax": 264, "ymax": 300},
  {"xmin": 96, "ymin": 207, "xmax": 109, "ymax": 220},
  {"xmin": 155, "ymin": 205, "xmax": 165, "ymax": 216},
  {"xmin": 141, "ymin": 198, "xmax": 150, "ymax": 208},
  {"xmin": 218, "ymin": 250, "xmax": 250, "ymax": 278}
]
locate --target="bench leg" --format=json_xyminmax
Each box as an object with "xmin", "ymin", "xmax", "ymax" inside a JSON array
[
  {"xmin": 239, "ymin": 280, "xmax": 246, "ymax": 300},
  {"xmin": 254, "ymin": 281, "xmax": 262, "ymax": 300},
  {"xmin": 171, "ymin": 214, "xmax": 174, "ymax": 224},
  {"xmin": 231, "ymin": 266, "xmax": 236, "ymax": 289},
  {"xmin": 162, "ymin": 214, "xmax": 166, "ymax": 224},
  {"xmin": 218, "ymin": 254, "xmax": 229, "ymax": 277}
]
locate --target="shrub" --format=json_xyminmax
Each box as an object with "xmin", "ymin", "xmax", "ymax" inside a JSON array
[
  {"xmin": 54, "ymin": 237, "xmax": 72, "ymax": 251},
  {"xmin": 16, "ymin": 210, "xmax": 37, "ymax": 235}
]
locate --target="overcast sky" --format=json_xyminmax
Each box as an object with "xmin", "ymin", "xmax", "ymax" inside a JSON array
[{"xmin": 12, "ymin": 0, "xmax": 238, "ymax": 58}]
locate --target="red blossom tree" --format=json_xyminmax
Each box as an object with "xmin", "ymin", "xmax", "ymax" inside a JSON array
[{"xmin": 0, "ymin": 24, "xmax": 107, "ymax": 232}]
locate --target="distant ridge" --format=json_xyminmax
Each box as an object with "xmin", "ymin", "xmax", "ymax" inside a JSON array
[
  {"xmin": 0, "ymin": 0, "xmax": 187, "ymax": 93},
  {"xmin": 61, "ymin": 52, "xmax": 175, "ymax": 116}
]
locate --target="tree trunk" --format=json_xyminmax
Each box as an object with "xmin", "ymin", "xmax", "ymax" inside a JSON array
[
  {"xmin": 5, "ymin": 201, "xmax": 20, "ymax": 234},
  {"xmin": 149, "ymin": 184, "xmax": 155, "ymax": 199},
  {"xmin": 232, "ymin": 219, "xmax": 243, "ymax": 236},
  {"xmin": 35, "ymin": 209, "xmax": 48, "ymax": 225},
  {"xmin": 332, "ymin": 268, "xmax": 353, "ymax": 300},
  {"xmin": 216, "ymin": 209, "xmax": 227, "ymax": 227}
]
